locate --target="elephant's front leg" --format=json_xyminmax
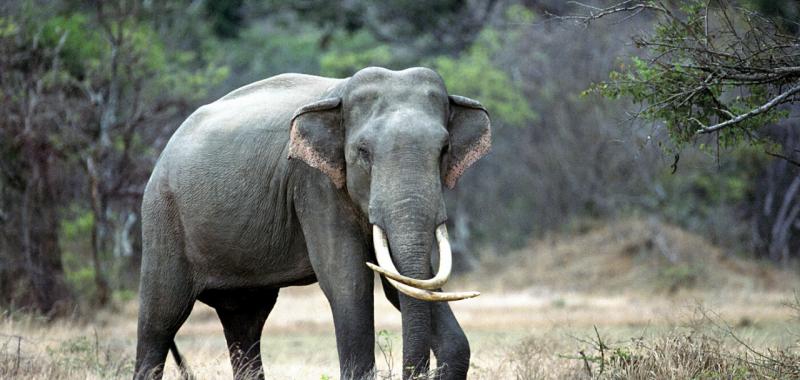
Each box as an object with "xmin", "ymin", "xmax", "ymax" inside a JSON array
[
  {"xmin": 323, "ymin": 270, "xmax": 375, "ymax": 379},
  {"xmin": 381, "ymin": 278, "xmax": 470, "ymax": 380},
  {"xmin": 296, "ymin": 183, "xmax": 375, "ymax": 379},
  {"xmin": 430, "ymin": 302, "xmax": 470, "ymax": 379}
]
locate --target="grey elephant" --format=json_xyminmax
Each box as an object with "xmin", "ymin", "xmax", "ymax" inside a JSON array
[{"xmin": 134, "ymin": 66, "xmax": 491, "ymax": 380}]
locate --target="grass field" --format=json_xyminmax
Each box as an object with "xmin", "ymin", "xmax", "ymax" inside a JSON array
[
  {"xmin": 2, "ymin": 287, "xmax": 798, "ymax": 379},
  {"xmin": 2, "ymin": 219, "xmax": 799, "ymax": 379}
]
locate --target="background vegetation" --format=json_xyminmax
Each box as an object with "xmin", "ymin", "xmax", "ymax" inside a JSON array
[{"xmin": 0, "ymin": 0, "xmax": 798, "ymax": 316}]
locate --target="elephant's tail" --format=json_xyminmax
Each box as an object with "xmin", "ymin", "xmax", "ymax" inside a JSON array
[{"xmin": 170, "ymin": 340, "xmax": 193, "ymax": 379}]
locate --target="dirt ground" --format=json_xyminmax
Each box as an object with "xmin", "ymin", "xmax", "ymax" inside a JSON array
[{"xmin": 2, "ymin": 219, "xmax": 799, "ymax": 379}]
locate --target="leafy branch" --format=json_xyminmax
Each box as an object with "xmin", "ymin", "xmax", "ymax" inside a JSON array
[{"xmin": 559, "ymin": 0, "xmax": 800, "ymax": 149}]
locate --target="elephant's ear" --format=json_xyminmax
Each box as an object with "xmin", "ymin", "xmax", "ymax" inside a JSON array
[
  {"xmin": 288, "ymin": 97, "xmax": 346, "ymax": 188},
  {"xmin": 444, "ymin": 95, "xmax": 492, "ymax": 189}
]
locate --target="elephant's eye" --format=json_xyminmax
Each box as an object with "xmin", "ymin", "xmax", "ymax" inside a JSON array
[
  {"xmin": 358, "ymin": 146, "xmax": 371, "ymax": 165},
  {"xmin": 441, "ymin": 142, "xmax": 450, "ymax": 157}
]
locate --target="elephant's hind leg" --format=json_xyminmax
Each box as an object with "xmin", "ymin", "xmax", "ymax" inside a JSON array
[
  {"xmin": 135, "ymin": 277, "xmax": 196, "ymax": 380},
  {"xmin": 202, "ymin": 288, "xmax": 279, "ymax": 380},
  {"xmin": 135, "ymin": 256, "xmax": 197, "ymax": 374},
  {"xmin": 135, "ymin": 193, "xmax": 198, "ymax": 380}
]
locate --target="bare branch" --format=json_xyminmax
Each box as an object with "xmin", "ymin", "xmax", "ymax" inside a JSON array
[
  {"xmin": 553, "ymin": 1, "xmax": 666, "ymax": 24},
  {"xmin": 696, "ymin": 82, "xmax": 800, "ymax": 134},
  {"xmin": 765, "ymin": 150, "xmax": 800, "ymax": 167}
]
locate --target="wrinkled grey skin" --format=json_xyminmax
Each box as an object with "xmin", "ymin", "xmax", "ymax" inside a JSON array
[{"xmin": 134, "ymin": 67, "xmax": 491, "ymax": 380}]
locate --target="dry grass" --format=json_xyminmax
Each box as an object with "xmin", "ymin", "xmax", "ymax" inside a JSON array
[
  {"xmin": 1, "ymin": 218, "xmax": 799, "ymax": 379},
  {"xmin": 467, "ymin": 217, "xmax": 798, "ymax": 294},
  {"xmin": 0, "ymin": 312, "xmax": 132, "ymax": 379},
  {"xmin": 495, "ymin": 325, "xmax": 800, "ymax": 380},
  {"xmin": 1, "ymin": 287, "xmax": 797, "ymax": 379}
]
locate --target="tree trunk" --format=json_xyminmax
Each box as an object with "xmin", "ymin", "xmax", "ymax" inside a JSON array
[
  {"xmin": 19, "ymin": 141, "xmax": 72, "ymax": 316},
  {"xmin": 87, "ymin": 156, "xmax": 111, "ymax": 306}
]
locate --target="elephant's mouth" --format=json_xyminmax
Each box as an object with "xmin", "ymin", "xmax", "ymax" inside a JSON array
[{"xmin": 366, "ymin": 224, "xmax": 480, "ymax": 302}]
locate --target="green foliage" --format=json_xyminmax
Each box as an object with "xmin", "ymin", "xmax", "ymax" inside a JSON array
[
  {"xmin": 0, "ymin": 17, "xmax": 19, "ymax": 37},
  {"xmin": 117, "ymin": 19, "xmax": 227, "ymax": 102},
  {"xmin": 38, "ymin": 14, "xmax": 106, "ymax": 79},
  {"xmin": 432, "ymin": 29, "xmax": 536, "ymax": 127},
  {"xmin": 15, "ymin": 8, "xmax": 228, "ymax": 103},
  {"xmin": 551, "ymin": 298, "xmax": 566, "ymax": 308},
  {"xmin": 225, "ymin": 22, "xmax": 322, "ymax": 81},
  {"xmin": 320, "ymin": 30, "xmax": 394, "ymax": 77},
  {"xmin": 167, "ymin": 57, "xmax": 230, "ymax": 101},
  {"xmin": 588, "ymin": 0, "xmax": 790, "ymax": 151},
  {"xmin": 505, "ymin": 3, "xmax": 536, "ymax": 25},
  {"xmin": 60, "ymin": 209, "xmax": 94, "ymax": 241}
]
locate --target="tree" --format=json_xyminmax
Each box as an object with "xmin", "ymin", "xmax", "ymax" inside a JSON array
[
  {"xmin": 0, "ymin": 0, "xmax": 226, "ymax": 311},
  {"xmin": 0, "ymin": 9, "xmax": 76, "ymax": 314},
  {"xmin": 567, "ymin": 0, "xmax": 800, "ymax": 150},
  {"xmin": 560, "ymin": 0, "xmax": 800, "ymax": 260}
]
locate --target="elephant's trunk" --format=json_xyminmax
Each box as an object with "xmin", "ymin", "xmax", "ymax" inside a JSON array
[{"xmin": 381, "ymin": 207, "xmax": 436, "ymax": 378}]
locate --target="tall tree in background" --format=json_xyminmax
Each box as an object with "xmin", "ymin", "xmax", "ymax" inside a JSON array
[
  {"xmin": 0, "ymin": 7, "xmax": 75, "ymax": 314},
  {"xmin": 0, "ymin": 0, "xmax": 225, "ymax": 311}
]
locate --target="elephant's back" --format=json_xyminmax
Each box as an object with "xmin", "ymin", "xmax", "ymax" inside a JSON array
[
  {"xmin": 215, "ymin": 73, "xmax": 341, "ymax": 104},
  {"xmin": 176, "ymin": 73, "xmax": 342, "ymax": 139},
  {"xmin": 155, "ymin": 73, "xmax": 343, "ymax": 184}
]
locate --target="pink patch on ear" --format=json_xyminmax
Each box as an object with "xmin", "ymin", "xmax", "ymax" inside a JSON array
[
  {"xmin": 288, "ymin": 121, "xmax": 346, "ymax": 189},
  {"xmin": 444, "ymin": 128, "xmax": 491, "ymax": 189}
]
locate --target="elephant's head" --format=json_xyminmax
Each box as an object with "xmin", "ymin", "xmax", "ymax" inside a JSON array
[
  {"xmin": 288, "ymin": 67, "xmax": 490, "ymax": 300},
  {"xmin": 288, "ymin": 66, "xmax": 490, "ymax": 374}
]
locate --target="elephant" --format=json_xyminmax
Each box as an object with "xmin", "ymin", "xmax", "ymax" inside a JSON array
[{"xmin": 134, "ymin": 66, "xmax": 491, "ymax": 380}]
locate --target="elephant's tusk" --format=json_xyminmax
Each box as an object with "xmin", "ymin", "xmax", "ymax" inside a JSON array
[
  {"xmin": 367, "ymin": 224, "xmax": 479, "ymax": 302},
  {"xmin": 368, "ymin": 224, "xmax": 452, "ymax": 290},
  {"xmin": 383, "ymin": 277, "xmax": 480, "ymax": 302}
]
